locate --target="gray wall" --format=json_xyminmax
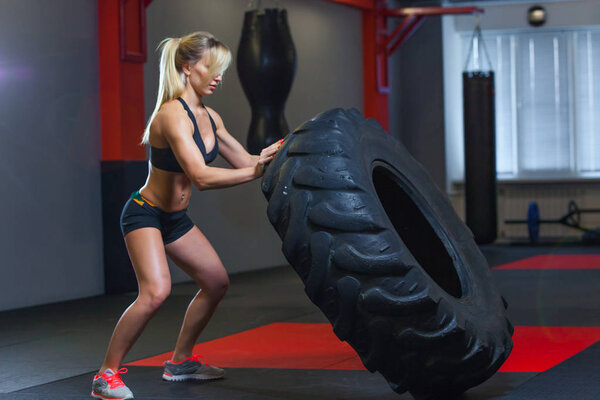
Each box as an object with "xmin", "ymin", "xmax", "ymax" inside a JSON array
[
  {"xmin": 388, "ymin": 0, "xmax": 447, "ymax": 192},
  {"xmin": 145, "ymin": 0, "xmax": 364, "ymax": 280},
  {"xmin": 0, "ymin": 1, "xmax": 104, "ymax": 311}
]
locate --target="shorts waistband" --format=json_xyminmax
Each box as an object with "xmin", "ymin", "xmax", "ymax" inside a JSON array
[
  {"xmin": 131, "ymin": 190, "xmax": 158, "ymax": 208},
  {"xmin": 130, "ymin": 190, "xmax": 188, "ymax": 214}
]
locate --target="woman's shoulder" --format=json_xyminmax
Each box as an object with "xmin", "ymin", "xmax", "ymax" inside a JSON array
[
  {"xmin": 155, "ymin": 99, "xmax": 187, "ymax": 123},
  {"xmin": 158, "ymin": 98, "xmax": 185, "ymax": 115},
  {"xmin": 152, "ymin": 100, "xmax": 191, "ymax": 137}
]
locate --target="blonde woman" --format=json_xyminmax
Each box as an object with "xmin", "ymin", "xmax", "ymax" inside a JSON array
[{"xmin": 91, "ymin": 31, "xmax": 282, "ymax": 400}]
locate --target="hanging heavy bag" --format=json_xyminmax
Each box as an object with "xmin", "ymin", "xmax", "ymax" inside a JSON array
[
  {"xmin": 463, "ymin": 19, "xmax": 497, "ymax": 245},
  {"xmin": 262, "ymin": 108, "xmax": 513, "ymax": 399},
  {"xmin": 237, "ymin": 2, "xmax": 297, "ymax": 154}
]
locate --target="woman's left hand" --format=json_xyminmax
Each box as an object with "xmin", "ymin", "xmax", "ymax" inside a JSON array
[{"xmin": 258, "ymin": 138, "xmax": 284, "ymax": 164}]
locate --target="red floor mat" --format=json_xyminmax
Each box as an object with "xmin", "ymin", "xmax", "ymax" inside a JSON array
[
  {"xmin": 126, "ymin": 323, "xmax": 600, "ymax": 373},
  {"xmin": 500, "ymin": 326, "xmax": 600, "ymax": 372},
  {"xmin": 493, "ymin": 254, "xmax": 600, "ymax": 270}
]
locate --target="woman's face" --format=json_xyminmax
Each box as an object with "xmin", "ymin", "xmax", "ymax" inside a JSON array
[{"xmin": 186, "ymin": 53, "xmax": 222, "ymax": 97}]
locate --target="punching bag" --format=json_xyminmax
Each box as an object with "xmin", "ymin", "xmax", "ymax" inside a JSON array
[
  {"xmin": 237, "ymin": 7, "xmax": 297, "ymax": 154},
  {"xmin": 463, "ymin": 71, "xmax": 497, "ymax": 244},
  {"xmin": 463, "ymin": 20, "xmax": 497, "ymax": 245}
]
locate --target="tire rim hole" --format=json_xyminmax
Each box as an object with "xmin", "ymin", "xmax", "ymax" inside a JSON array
[{"xmin": 372, "ymin": 165, "xmax": 463, "ymax": 298}]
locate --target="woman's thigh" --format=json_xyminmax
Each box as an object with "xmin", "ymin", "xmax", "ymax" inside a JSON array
[
  {"xmin": 164, "ymin": 226, "xmax": 228, "ymax": 291},
  {"xmin": 124, "ymin": 227, "xmax": 171, "ymax": 297}
]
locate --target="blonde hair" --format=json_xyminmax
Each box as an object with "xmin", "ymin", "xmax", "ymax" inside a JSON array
[{"xmin": 142, "ymin": 31, "xmax": 232, "ymax": 144}]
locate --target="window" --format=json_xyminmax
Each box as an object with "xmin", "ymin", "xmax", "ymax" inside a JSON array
[
  {"xmin": 460, "ymin": 28, "xmax": 600, "ymax": 179},
  {"xmin": 574, "ymin": 30, "xmax": 600, "ymax": 174}
]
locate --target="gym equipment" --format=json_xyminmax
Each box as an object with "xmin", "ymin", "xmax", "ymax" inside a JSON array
[
  {"xmin": 463, "ymin": 15, "xmax": 497, "ymax": 245},
  {"xmin": 262, "ymin": 108, "xmax": 513, "ymax": 399},
  {"xmin": 237, "ymin": 3, "xmax": 297, "ymax": 154},
  {"xmin": 505, "ymin": 200, "xmax": 600, "ymax": 244}
]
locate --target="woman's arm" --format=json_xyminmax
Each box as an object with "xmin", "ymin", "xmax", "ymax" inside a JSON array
[
  {"xmin": 161, "ymin": 111, "xmax": 274, "ymax": 191},
  {"xmin": 207, "ymin": 106, "xmax": 279, "ymax": 169}
]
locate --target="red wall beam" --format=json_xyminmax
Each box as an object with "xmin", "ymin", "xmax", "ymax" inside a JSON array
[{"xmin": 98, "ymin": 0, "xmax": 149, "ymax": 161}]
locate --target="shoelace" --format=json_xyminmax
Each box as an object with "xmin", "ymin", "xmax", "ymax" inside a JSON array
[
  {"xmin": 189, "ymin": 354, "xmax": 202, "ymax": 363},
  {"xmin": 191, "ymin": 354, "xmax": 216, "ymax": 366},
  {"xmin": 165, "ymin": 354, "xmax": 204, "ymax": 366},
  {"xmin": 102, "ymin": 368, "xmax": 128, "ymax": 389}
]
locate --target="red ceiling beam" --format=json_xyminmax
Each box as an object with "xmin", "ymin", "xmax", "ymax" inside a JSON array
[
  {"xmin": 385, "ymin": 15, "xmax": 425, "ymax": 57},
  {"xmin": 383, "ymin": 7, "xmax": 484, "ymax": 17},
  {"xmin": 328, "ymin": 0, "xmax": 375, "ymax": 10},
  {"xmin": 378, "ymin": 6, "xmax": 482, "ymax": 96}
]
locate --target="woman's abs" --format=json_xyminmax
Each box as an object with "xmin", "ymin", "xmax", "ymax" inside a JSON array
[{"xmin": 140, "ymin": 167, "xmax": 193, "ymax": 212}]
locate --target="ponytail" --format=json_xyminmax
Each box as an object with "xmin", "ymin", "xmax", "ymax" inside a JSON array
[{"xmin": 142, "ymin": 37, "xmax": 184, "ymax": 144}]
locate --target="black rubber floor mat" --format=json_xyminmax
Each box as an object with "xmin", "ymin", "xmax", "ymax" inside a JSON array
[
  {"xmin": 499, "ymin": 340, "xmax": 600, "ymax": 400},
  {"xmin": 13, "ymin": 366, "xmax": 535, "ymax": 400}
]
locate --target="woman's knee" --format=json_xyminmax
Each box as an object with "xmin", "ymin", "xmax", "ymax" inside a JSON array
[
  {"xmin": 217, "ymin": 274, "xmax": 230, "ymax": 298},
  {"xmin": 139, "ymin": 284, "xmax": 171, "ymax": 311},
  {"xmin": 204, "ymin": 272, "xmax": 229, "ymax": 302}
]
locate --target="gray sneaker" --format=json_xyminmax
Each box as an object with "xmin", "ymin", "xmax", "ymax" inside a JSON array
[
  {"xmin": 162, "ymin": 355, "xmax": 225, "ymax": 382},
  {"xmin": 91, "ymin": 368, "xmax": 134, "ymax": 399}
]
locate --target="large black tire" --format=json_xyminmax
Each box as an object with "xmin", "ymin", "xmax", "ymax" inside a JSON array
[{"xmin": 261, "ymin": 108, "xmax": 513, "ymax": 399}]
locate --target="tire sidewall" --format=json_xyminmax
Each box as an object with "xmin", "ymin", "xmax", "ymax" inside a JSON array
[{"xmin": 354, "ymin": 118, "xmax": 506, "ymax": 329}]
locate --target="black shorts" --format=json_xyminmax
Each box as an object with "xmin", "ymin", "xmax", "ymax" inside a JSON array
[{"xmin": 120, "ymin": 190, "xmax": 194, "ymax": 244}]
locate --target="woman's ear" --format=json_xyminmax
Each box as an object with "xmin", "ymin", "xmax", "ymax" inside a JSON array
[{"xmin": 182, "ymin": 63, "xmax": 191, "ymax": 77}]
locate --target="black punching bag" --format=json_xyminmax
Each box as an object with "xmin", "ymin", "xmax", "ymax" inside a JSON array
[
  {"xmin": 463, "ymin": 71, "xmax": 497, "ymax": 244},
  {"xmin": 237, "ymin": 8, "xmax": 297, "ymax": 154}
]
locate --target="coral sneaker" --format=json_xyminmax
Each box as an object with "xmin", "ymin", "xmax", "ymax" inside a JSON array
[
  {"xmin": 91, "ymin": 368, "xmax": 134, "ymax": 399},
  {"xmin": 162, "ymin": 354, "xmax": 225, "ymax": 382}
]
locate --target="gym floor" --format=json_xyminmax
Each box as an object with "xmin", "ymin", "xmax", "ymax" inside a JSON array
[{"xmin": 1, "ymin": 243, "xmax": 599, "ymax": 400}]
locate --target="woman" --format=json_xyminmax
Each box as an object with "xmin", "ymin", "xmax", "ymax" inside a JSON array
[{"xmin": 91, "ymin": 31, "xmax": 281, "ymax": 400}]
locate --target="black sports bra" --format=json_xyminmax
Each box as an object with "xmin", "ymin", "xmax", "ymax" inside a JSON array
[{"xmin": 150, "ymin": 97, "xmax": 219, "ymax": 172}]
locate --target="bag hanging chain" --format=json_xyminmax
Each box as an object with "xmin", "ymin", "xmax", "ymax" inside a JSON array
[
  {"xmin": 247, "ymin": 0, "xmax": 262, "ymax": 9},
  {"xmin": 463, "ymin": 13, "xmax": 494, "ymax": 72},
  {"xmin": 247, "ymin": 0, "xmax": 282, "ymax": 10}
]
